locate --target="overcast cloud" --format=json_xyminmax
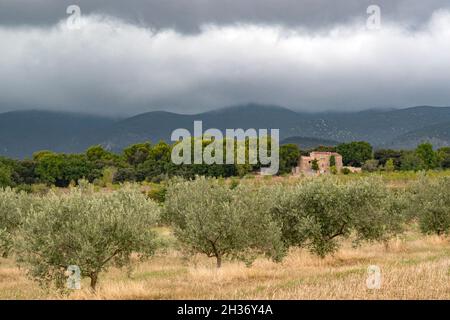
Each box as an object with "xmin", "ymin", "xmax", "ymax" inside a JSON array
[
  {"xmin": 2, "ymin": 0, "xmax": 450, "ymax": 32},
  {"xmin": 0, "ymin": 1, "xmax": 449, "ymax": 115}
]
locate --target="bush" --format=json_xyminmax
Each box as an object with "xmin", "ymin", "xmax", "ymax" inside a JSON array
[
  {"xmin": 14, "ymin": 184, "xmax": 33, "ymax": 194},
  {"xmin": 16, "ymin": 183, "xmax": 161, "ymax": 291},
  {"xmin": 30, "ymin": 183, "xmax": 50, "ymax": 195},
  {"xmin": 164, "ymin": 177, "xmax": 285, "ymax": 267},
  {"xmin": 362, "ymin": 159, "xmax": 379, "ymax": 172},
  {"xmin": 410, "ymin": 176, "xmax": 450, "ymax": 236},
  {"xmin": 0, "ymin": 165, "xmax": 13, "ymax": 188},
  {"xmin": 330, "ymin": 166, "xmax": 338, "ymax": 175},
  {"xmin": 311, "ymin": 159, "xmax": 319, "ymax": 172},
  {"xmin": 341, "ymin": 167, "xmax": 351, "ymax": 175},
  {"xmin": 94, "ymin": 167, "xmax": 117, "ymax": 187},
  {"xmin": 384, "ymin": 159, "xmax": 395, "ymax": 172},
  {"xmin": 416, "ymin": 143, "xmax": 438, "ymax": 170},
  {"xmin": 0, "ymin": 188, "xmax": 32, "ymax": 257},
  {"xmin": 330, "ymin": 155, "xmax": 336, "ymax": 167},
  {"xmin": 272, "ymin": 177, "xmax": 404, "ymax": 257},
  {"xmin": 113, "ymin": 167, "xmax": 136, "ymax": 183},
  {"xmin": 147, "ymin": 183, "xmax": 167, "ymax": 204}
]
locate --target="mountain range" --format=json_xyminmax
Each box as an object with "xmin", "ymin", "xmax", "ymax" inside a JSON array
[{"xmin": 1, "ymin": 104, "xmax": 450, "ymax": 158}]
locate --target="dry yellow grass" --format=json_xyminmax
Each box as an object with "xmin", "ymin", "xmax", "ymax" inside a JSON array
[{"xmin": 1, "ymin": 233, "xmax": 449, "ymax": 300}]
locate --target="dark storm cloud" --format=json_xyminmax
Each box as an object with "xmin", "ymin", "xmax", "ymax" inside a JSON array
[
  {"xmin": 0, "ymin": 1, "xmax": 449, "ymax": 115},
  {"xmin": 1, "ymin": 0, "xmax": 450, "ymax": 32}
]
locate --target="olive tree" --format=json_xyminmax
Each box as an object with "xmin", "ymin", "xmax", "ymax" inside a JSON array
[
  {"xmin": 0, "ymin": 188, "xmax": 32, "ymax": 257},
  {"xmin": 411, "ymin": 176, "xmax": 450, "ymax": 236},
  {"xmin": 272, "ymin": 177, "xmax": 404, "ymax": 257},
  {"xmin": 164, "ymin": 177, "xmax": 285, "ymax": 268},
  {"xmin": 16, "ymin": 183, "xmax": 160, "ymax": 291}
]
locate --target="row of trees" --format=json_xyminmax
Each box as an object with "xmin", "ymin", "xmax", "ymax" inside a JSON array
[
  {"xmin": 1, "ymin": 175, "xmax": 449, "ymax": 291},
  {"xmin": 164, "ymin": 176, "xmax": 406, "ymax": 264},
  {"xmin": 165, "ymin": 175, "xmax": 450, "ymax": 265},
  {"xmin": 316, "ymin": 141, "xmax": 450, "ymax": 172},
  {"xmin": 372, "ymin": 143, "xmax": 450, "ymax": 171},
  {"xmin": 1, "ymin": 139, "xmax": 450, "ymax": 189},
  {"xmin": 0, "ymin": 141, "xmax": 301, "ymax": 189}
]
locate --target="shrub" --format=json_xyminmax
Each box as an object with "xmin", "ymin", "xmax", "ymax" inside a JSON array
[
  {"xmin": 362, "ymin": 159, "xmax": 379, "ymax": 172},
  {"xmin": 330, "ymin": 166, "xmax": 338, "ymax": 175},
  {"xmin": 410, "ymin": 176, "xmax": 450, "ymax": 236},
  {"xmin": 416, "ymin": 143, "xmax": 438, "ymax": 170},
  {"xmin": 16, "ymin": 183, "xmax": 160, "ymax": 291},
  {"xmin": 384, "ymin": 159, "xmax": 395, "ymax": 172},
  {"xmin": 341, "ymin": 167, "xmax": 351, "ymax": 175},
  {"xmin": 229, "ymin": 178, "xmax": 240, "ymax": 189},
  {"xmin": 311, "ymin": 159, "xmax": 319, "ymax": 172},
  {"xmin": 147, "ymin": 183, "xmax": 167, "ymax": 204},
  {"xmin": 164, "ymin": 177, "xmax": 285, "ymax": 267},
  {"xmin": 437, "ymin": 147, "xmax": 450, "ymax": 169},
  {"xmin": 0, "ymin": 165, "xmax": 13, "ymax": 188},
  {"xmin": 400, "ymin": 151, "xmax": 424, "ymax": 171},
  {"xmin": 272, "ymin": 177, "xmax": 404, "ymax": 257},
  {"xmin": 14, "ymin": 184, "xmax": 33, "ymax": 194},
  {"xmin": 329, "ymin": 155, "xmax": 336, "ymax": 167},
  {"xmin": 95, "ymin": 167, "xmax": 117, "ymax": 187},
  {"xmin": 113, "ymin": 167, "xmax": 136, "ymax": 183},
  {"xmin": 0, "ymin": 188, "xmax": 32, "ymax": 257},
  {"xmin": 30, "ymin": 183, "xmax": 50, "ymax": 195}
]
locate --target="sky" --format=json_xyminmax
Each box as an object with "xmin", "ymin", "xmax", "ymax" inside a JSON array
[{"xmin": 0, "ymin": 0, "xmax": 450, "ymax": 116}]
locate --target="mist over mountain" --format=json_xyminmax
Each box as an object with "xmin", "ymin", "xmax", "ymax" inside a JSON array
[{"xmin": 1, "ymin": 104, "xmax": 450, "ymax": 158}]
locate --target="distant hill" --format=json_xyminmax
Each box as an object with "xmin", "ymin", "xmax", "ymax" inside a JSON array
[
  {"xmin": 387, "ymin": 121, "xmax": 450, "ymax": 149},
  {"xmin": 101, "ymin": 104, "xmax": 317, "ymax": 151},
  {"xmin": 100, "ymin": 104, "xmax": 450, "ymax": 152},
  {"xmin": 1, "ymin": 104, "xmax": 450, "ymax": 158},
  {"xmin": 281, "ymin": 136, "xmax": 339, "ymax": 150},
  {"xmin": 307, "ymin": 106, "xmax": 450, "ymax": 145},
  {"xmin": 0, "ymin": 110, "xmax": 114, "ymax": 158}
]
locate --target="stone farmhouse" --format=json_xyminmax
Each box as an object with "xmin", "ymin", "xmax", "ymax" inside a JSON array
[{"xmin": 293, "ymin": 151, "xmax": 344, "ymax": 175}]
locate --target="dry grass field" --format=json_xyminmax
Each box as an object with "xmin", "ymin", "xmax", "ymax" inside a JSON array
[{"xmin": 1, "ymin": 230, "xmax": 449, "ymax": 300}]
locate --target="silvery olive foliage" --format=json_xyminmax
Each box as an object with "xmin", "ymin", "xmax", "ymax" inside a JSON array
[
  {"xmin": 272, "ymin": 177, "xmax": 405, "ymax": 257},
  {"xmin": 0, "ymin": 188, "xmax": 32, "ymax": 258},
  {"xmin": 410, "ymin": 176, "xmax": 450, "ymax": 236},
  {"xmin": 164, "ymin": 177, "xmax": 285, "ymax": 268},
  {"xmin": 16, "ymin": 182, "xmax": 161, "ymax": 291}
]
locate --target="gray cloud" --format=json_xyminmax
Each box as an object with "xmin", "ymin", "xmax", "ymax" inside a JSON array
[
  {"xmin": 0, "ymin": 2, "xmax": 449, "ymax": 116},
  {"xmin": 1, "ymin": 0, "xmax": 450, "ymax": 32}
]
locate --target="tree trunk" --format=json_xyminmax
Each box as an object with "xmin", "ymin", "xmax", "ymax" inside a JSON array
[
  {"xmin": 90, "ymin": 273, "xmax": 98, "ymax": 292},
  {"xmin": 216, "ymin": 254, "xmax": 222, "ymax": 268}
]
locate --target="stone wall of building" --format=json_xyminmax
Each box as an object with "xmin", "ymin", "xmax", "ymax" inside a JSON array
[{"xmin": 294, "ymin": 152, "xmax": 343, "ymax": 174}]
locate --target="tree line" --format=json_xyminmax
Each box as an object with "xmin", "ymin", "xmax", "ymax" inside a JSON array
[
  {"xmin": 314, "ymin": 141, "xmax": 450, "ymax": 172},
  {"xmin": 0, "ymin": 140, "xmax": 300, "ymax": 189},
  {"xmin": 1, "ymin": 140, "xmax": 450, "ymax": 189}
]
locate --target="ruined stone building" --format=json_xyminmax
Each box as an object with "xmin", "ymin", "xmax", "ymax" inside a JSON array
[{"xmin": 293, "ymin": 151, "xmax": 343, "ymax": 175}]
